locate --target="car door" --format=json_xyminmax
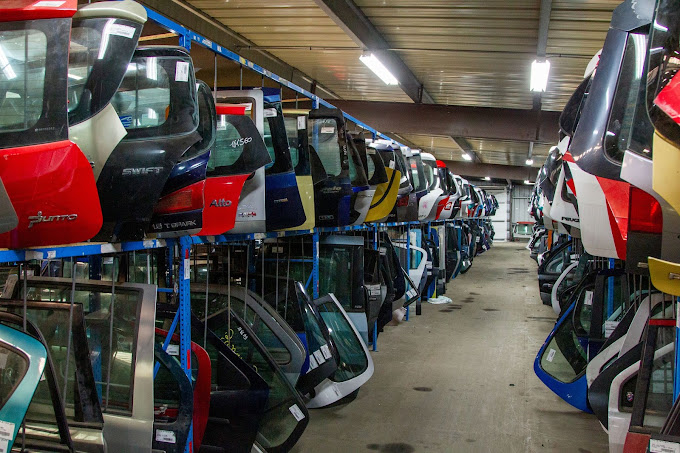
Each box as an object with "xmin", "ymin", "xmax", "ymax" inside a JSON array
[
  {"xmin": 262, "ymin": 94, "xmax": 306, "ymax": 231},
  {"xmin": 307, "ymin": 294, "xmax": 374, "ymax": 409},
  {"xmin": 320, "ymin": 235, "xmax": 368, "ymax": 343},
  {"xmin": 8, "ymin": 277, "xmax": 157, "ymax": 451},
  {"xmin": 607, "ymin": 320, "xmax": 675, "ymax": 453},
  {"xmin": 534, "ymin": 269, "xmax": 628, "ymax": 412},
  {"xmin": 207, "ymin": 309, "xmax": 309, "ymax": 452},
  {"xmin": 190, "ymin": 284, "xmax": 306, "ymax": 387}
]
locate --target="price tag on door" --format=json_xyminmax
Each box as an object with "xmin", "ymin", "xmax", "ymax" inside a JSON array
[
  {"xmin": 584, "ymin": 290, "xmax": 593, "ymax": 306},
  {"xmin": 650, "ymin": 439, "xmax": 680, "ymax": 453}
]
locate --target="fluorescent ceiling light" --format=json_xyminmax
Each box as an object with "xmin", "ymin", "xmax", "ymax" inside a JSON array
[
  {"xmin": 484, "ymin": 176, "xmax": 491, "ymax": 181},
  {"xmin": 524, "ymin": 180, "xmax": 532, "ymax": 185},
  {"xmin": 68, "ymin": 73, "xmax": 83, "ymax": 81},
  {"xmin": 359, "ymin": 53, "xmax": 398, "ymax": 85},
  {"xmin": 461, "ymin": 153, "xmax": 472, "ymax": 161},
  {"xmin": 525, "ymin": 158, "xmax": 534, "ymax": 166},
  {"xmin": 530, "ymin": 59, "xmax": 550, "ymax": 92}
]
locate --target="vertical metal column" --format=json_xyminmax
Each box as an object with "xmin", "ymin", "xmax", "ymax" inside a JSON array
[
  {"xmin": 372, "ymin": 224, "xmax": 378, "ymax": 351},
  {"xmin": 405, "ymin": 224, "xmax": 411, "ymax": 321},
  {"xmin": 177, "ymin": 237, "xmax": 193, "ymax": 453},
  {"xmin": 312, "ymin": 231, "xmax": 320, "ymax": 299},
  {"xmin": 608, "ymin": 258, "xmax": 615, "ymax": 317}
]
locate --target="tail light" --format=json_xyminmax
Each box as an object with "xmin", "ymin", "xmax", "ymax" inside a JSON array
[
  {"xmin": 628, "ymin": 186, "xmax": 662, "ymax": 234},
  {"xmin": 155, "ymin": 182, "xmax": 204, "ymax": 214},
  {"xmin": 396, "ymin": 195, "xmax": 409, "ymax": 207}
]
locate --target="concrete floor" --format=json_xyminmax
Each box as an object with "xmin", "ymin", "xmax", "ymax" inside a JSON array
[{"xmin": 291, "ymin": 241, "xmax": 609, "ymax": 453}]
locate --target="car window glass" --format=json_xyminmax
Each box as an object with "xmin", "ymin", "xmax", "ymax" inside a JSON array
[
  {"xmin": 604, "ymin": 33, "xmax": 648, "ymax": 163},
  {"xmin": 309, "ymin": 118, "xmax": 342, "ymax": 177},
  {"xmin": 317, "ymin": 299, "xmax": 368, "ymax": 382},
  {"xmin": 20, "ymin": 284, "xmax": 141, "ymax": 416},
  {"xmin": 0, "ymin": 342, "xmax": 28, "ymax": 410},
  {"xmin": 0, "ymin": 29, "xmax": 46, "ymax": 133},
  {"xmin": 191, "ymin": 292, "xmax": 291, "ymax": 366},
  {"xmin": 539, "ymin": 308, "xmax": 587, "ymax": 383}
]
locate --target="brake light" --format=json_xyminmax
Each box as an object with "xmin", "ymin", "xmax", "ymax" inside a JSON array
[
  {"xmin": 154, "ymin": 183, "xmax": 204, "ymax": 214},
  {"xmin": 396, "ymin": 195, "xmax": 409, "ymax": 207},
  {"xmin": 628, "ymin": 186, "xmax": 662, "ymax": 234}
]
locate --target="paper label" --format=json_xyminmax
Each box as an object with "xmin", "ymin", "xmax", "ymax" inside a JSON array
[
  {"xmin": 604, "ymin": 321, "xmax": 619, "ymax": 338},
  {"xmin": 34, "ymin": 1, "xmax": 65, "ymax": 6},
  {"xmin": 155, "ymin": 429, "xmax": 176, "ymax": 444},
  {"xmin": 183, "ymin": 258, "xmax": 190, "ymax": 280},
  {"xmin": 109, "ymin": 24, "xmax": 136, "ymax": 39},
  {"xmin": 320, "ymin": 126, "xmax": 335, "ymax": 134},
  {"xmin": 0, "ymin": 439, "xmax": 7, "ymax": 453},
  {"xmin": 313, "ymin": 350, "xmax": 325, "ymax": 365},
  {"xmin": 166, "ymin": 344, "xmax": 179, "ymax": 356},
  {"xmin": 288, "ymin": 404, "xmax": 305, "ymax": 422},
  {"xmin": 0, "ymin": 421, "xmax": 15, "ymax": 442},
  {"xmin": 175, "ymin": 61, "xmax": 190, "ymax": 82},
  {"xmin": 263, "ymin": 108, "xmax": 277, "ymax": 118},
  {"xmin": 546, "ymin": 349, "xmax": 556, "ymax": 362},
  {"xmin": 388, "ymin": 160, "xmax": 395, "ymax": 170},
  {"xmin": 321, "ymin": 344, "xmax": 332, "ymax": 360},
  {"xmin": 650, "ymin": 439, "xmax": 680, "ymax": 453},
  {"xmin": 308, "ymin": 353, "xmax": 318, "ymax": 370},
  {"xmin": 46, "ymin": 250, "xmax": 56, "ymax": 259},
  {"xmin": 584, "ymin": 290, "xmax": 593, "ymax": 306},
  {"xmin": 297, "ymin": 116, "xmax": 306, "ymax": 130}
]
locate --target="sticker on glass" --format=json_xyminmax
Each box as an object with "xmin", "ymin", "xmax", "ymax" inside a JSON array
[
  {"xmin": 108, "ymin": 24, "xmax": 136, "ymax": 39},
  {"xmin": 388, "ymin": 160, "xmax": 395, "ymax": 170},
  {"xmin": 308, "ymin": 353, "xmax": 318, "ymax": 370},
  {"xmin": 155, "ymin": 429, "xmax": 176, "ymax": 444},
  {"xmin": 297, "ymin": 116, "xmax": 306, "ymax": 131},
  {"xmin": 313, "ymin": 350, "xmax": 325, "ymax": 365},
  {"xmin": 263, "ymin": 108, "xmax": 277, "ymax": 118},
  {"xmin": 289, "ymin": 404, "xmax": 305, "ymax": 422},
  {"xmin": 546, "ymin": 348, "xmax": 556, "ymax": 362},
  {"xmin": 320, "ymin": 126, "xmax": 335, "ymax": 134},
  {"xmin": 650, "ymin": 439, "xmax": 680, "ymax": 453},
  {"xmin": 175, "ymin": 61, "xmax": 190, "ymax": 82},
  {"xmin": 584, "ymin": 290, "xmax": 593, "ymax": 306},
  {"xmin": 604, "ymin": 321, "xmax": 619, "ymax": 338},
  {"xmin": 0, "ymin": 353, "xmax": 8, "ymax": 369},
  {"xmin": 321, "ymin": 344, "xmax": 332, "ymax": 360}
]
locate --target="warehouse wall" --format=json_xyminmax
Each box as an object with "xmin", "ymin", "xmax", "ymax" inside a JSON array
[{"xmin": 485, "ymin": 188, "xmax": 509, "ymax": 241}]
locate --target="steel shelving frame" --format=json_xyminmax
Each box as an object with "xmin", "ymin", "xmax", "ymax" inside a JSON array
[{"xmin": 0, "ymin": 4, "xmax": 489, "ymax": 450}]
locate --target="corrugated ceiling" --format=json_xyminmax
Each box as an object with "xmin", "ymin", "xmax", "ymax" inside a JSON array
[{"xmin": 170, "ymin": 0, "xmax": 620, "ymax": 169}]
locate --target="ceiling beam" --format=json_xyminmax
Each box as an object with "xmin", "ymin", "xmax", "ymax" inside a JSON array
[
  {"xmin": 331, "ymin": 100, "xmax": 561, "ymax": 143},
  {"xmin": 442, "ymin": 161, "xmax": 538, "ymax": 183},
  {"xmin": 313, "ymin": 0, "xmax": 434, "ymax": 104},
  {"xmin": 139, "ymin": 0, "xmax": 340, "ymax": 100}
]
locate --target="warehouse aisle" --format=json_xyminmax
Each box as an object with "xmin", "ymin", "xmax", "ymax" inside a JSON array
[{"xmin": 291, "ymin": 242, "xmax": 608, "ymax": 453}]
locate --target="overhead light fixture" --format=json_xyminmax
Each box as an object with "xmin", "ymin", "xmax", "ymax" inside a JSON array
[
  {"xmin": 530, "ymin": 59, "xmax": 550, "ymax": 92},
  {"xmin": 68, "ymin": 73, "xmax": 83, "ymax": 81},
  {"xmin": 360, "ymin": 53, "xmax": 398, "ymax": 85},
  {"xmin": 484, "ymin": 176, "xmax": 491, "ymax": 181},
  {"xmin": 525, "ymin": 158, "xmax": 534, "ymax": 166},
  {"xmin": 461, "ymin": 153, "xmax": 472, "ymax": 161},
  {"xmin": 524, "ymin": 179, "xmax": 532, "ymax": 185}
]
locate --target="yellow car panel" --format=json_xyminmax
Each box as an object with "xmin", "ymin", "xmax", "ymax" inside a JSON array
[
  {"xmin": 282, "ymin": 175, "xmax": 315, "ymax": 230},
  {"xmin": 365, "ymin": 167, "xmax": 401, "ymax": 223},
  {"xmin": 648, "ymin": 256, "xmax": 680, "ymax": 297},
  {"xmin": 653, "ymin": 132, "xmax": 680, "ymax": 216}
]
